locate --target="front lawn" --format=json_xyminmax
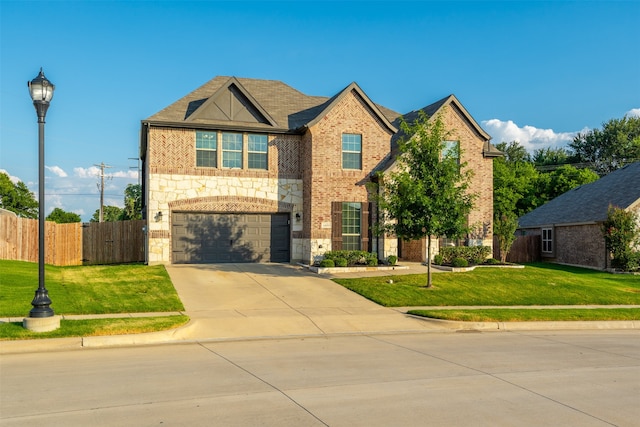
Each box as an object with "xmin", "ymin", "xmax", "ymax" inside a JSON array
[
  {"xmin": 0, "ymin": 260, "xmax": 185, "ymax": 317},
  {"xmin": 333, "ymin": 263, "xmax": 640, "ymax": 308}
]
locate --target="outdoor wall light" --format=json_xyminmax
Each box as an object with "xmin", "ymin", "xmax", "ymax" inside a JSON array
[
  {"xmin": 295, "ymin": 213, "xmax": 301, "ymax": 221},
  {"xmin": 25, "ymin": 68, "xmax": 58, "ymax": 330},
  {"xmin": 155, "ymin": 211, "xmax": 163, "ymax": 222}
]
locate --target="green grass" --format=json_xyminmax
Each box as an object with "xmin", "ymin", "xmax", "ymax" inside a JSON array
[
  {"xmin": 408, "ymin": 309, "xmax": 640, "ymax": 322},
  {"xmin": 0, "ymin": 315, "xmax": 189, "ymax": 340},
  {"xmin": 333, "ymin": 263, "xmax": 640, "ymax": 321},
  {"xmin": 0, "ymin": 260, "xmax": 185, "ymax": 317}
]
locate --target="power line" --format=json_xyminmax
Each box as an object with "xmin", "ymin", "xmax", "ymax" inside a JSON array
[{"xmin": 94, "ymin": 162, "xmax": 113, "ymax": 222}]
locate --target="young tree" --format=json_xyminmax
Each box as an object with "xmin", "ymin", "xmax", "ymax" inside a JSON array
[
  {"xmin": 0, "ymin": 172, "xmax": 38, "ymax": 218},
  {"xmin": 494, "ymin": 213, "xmax": 518, "ymax": 263},
  {"xmin": 602, "ymin": 205, "xmax": 640, "ymax": 271},
  {"xmin": 569, "ymin": 116, "xmax": 640, "ymax": 176},
  {"xmin": 373, "ymin": 111, "xmax": 474, "ymax": 287},
  {"xmin": 46, "ymin": 207, "xmax": 81, "ymax": 223}
]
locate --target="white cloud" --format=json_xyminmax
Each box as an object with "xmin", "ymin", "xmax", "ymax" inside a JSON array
[
  {"xmin": 45, "ymin": 165, "xmax": 68, "ymax": 177},
  {"xmin": 626, "ymin": 108, "xmax": 640, "ymax": 118},
  {"xmin": 73, "ymin": 166, "xmax": 101, "ymax": 178},
  {"xmin": 481, "ymin": 119, "xmax": 585, "ymax": 152}
]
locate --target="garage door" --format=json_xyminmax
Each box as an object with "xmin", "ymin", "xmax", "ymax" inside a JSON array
[{"xmin": 172, "ymin": 212, "xmax": 290, "ymax": 263}]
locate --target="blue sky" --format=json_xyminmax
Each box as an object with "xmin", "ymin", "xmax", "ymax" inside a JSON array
[{"xmin": 1, "ymin": 0, "xmax": 639, "ymax": 221}]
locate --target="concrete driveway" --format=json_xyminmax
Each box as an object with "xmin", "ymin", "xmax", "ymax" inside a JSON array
[{"xmin": 165, "ymin": 263, "xmax": 439, "ymax": 340}]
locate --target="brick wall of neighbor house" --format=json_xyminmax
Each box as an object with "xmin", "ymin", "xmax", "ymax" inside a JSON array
[
  {"xmin": 441, "ymin": 106, "xmax": 494, "ymax": 249},
  {"xmin": 146, "ymin": 127, "xmax": 304, "ymax": 264},
  {"xmin": 301, "ymin": 90, "xmax": 394, "ymax": 263},
  {"xmin": 554, "ymin": 224, "xmax": 607, "ymax": 269}
]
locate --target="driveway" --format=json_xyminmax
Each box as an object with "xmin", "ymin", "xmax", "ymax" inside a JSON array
[{"xmin": 165, "ymin": 263, "xmax": 439, "ymax": 340}]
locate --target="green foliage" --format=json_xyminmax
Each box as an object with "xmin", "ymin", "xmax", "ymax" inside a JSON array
[
  {"xmin": 438, "ymin": 246, "xmax": 491, "ymax": 265},
  {"xmin": 570, "ymin": 116, "xmax": 640, "ymax": 176},
  {"xmin": 121, "ymin": 184, "xmax": 142, "ymax": 220},
  {"xmin": 531, "ymin": 147, "xmax": 570, "ymax": 166},
  {"xmin": 494, "ymin": 213, "xmax": 518, "ymax": 263},
  {"xmin": 387, "ymin": 255, "xmax": 398, "ymax": 266},
  {"xmin": 0, "ymin": 172, "xmax": 38, "ymax": 218},
  {"xmin": 451, "ymin": 257, "xmax": 468, "ymax": 268},
  {"xmin": 485, "ymin": 258, "xmax": 501, "ymax": 265},
  {"xmin": 322, "ymin": 250, "xmax": 378, "ymax": 266},
  {"xmin": 91, "ymin": 205, "xmax": 123, "ymax": 222},
  {"xmin": 602, "ymin": 205, "xmax": 640, "ymax": 271},
  {"xmin": 373, "ymin": 110, "xmax": 475, "ymax": 286},
  {"xmin": 319, "ymin": 259, "xmax": 335, "ymax": 268},
  {"xmin": 433, "ymin": 254, "xmax": 444, "ymax": 265},
  {"xmin": 46, "ymin": 207, "xmax": 81, "ymax": 223},
  {"xmin": 335, "ymin": 257, "xmax": 348, "ymax": 267}
]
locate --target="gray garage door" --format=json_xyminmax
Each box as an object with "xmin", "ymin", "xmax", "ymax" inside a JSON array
[{"xmin": 172, "ymin": 212, "xmax": 290, "ymax": 263}]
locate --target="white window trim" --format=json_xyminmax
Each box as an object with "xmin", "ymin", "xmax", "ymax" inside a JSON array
[{"xmin": 542, "ymin": 227, "xmax": 554, "ymax": 254}]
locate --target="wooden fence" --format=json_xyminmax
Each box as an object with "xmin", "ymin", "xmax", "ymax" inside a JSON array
[
  {"xmin": 82, "ymin": 220, "xmax": 145, "ymax": 265},
  {"xmin": 493, "ymin": 234, "xmax": 541, "ymax": 263},
  {"xmin": 0, "ymin": 216, "xmax": 145, "ymax": 266}
]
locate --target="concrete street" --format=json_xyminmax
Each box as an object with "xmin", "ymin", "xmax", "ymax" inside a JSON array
[{"xmin": 2, "ymin": 330, "xmax": 639, "ymax": 426}]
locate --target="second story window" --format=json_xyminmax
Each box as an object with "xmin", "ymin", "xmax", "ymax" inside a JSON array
[
  {"xmin": 196, "ymin": 131, "xmax": 217, "ymax": 167},
  {"xmin": 342, "ymin": 133, "xmax": 362, "ymax": 170},
  {"xmin": 248, "ymin": 134, "xmax": 268, "ymax": 170},
  {"xmin": 222, "ymin": 132, "xmax": 243, "ymax": 169}
]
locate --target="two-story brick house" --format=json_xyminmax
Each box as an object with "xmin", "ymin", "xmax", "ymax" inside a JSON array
[{"xmin": 140, "ymin": 76, "xmax": 499, "ymax": 265}]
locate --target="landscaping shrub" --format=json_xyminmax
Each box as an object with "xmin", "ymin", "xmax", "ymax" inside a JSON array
[
  {"xmin": 387, "ymin": 255, "xmax": 398, "ymax": 266},
  {"xmin": 322, "ymin": 250, "xmax": 379, "ymax": 267},
  {"xmin": 485, "ymin": 258, "xmax": 501, "ymax": 265},
  {"xmin": 433, "ymin": 254, "xmax": 444, "ymax": 265},
  {"xmin": 451, "ymin": 257, "xmax": 469, "ymax": 268},
  {"xmin": 319, "ymin": 259, "xmax": 335, "ymax": 268},
  {"xmin": 335, "ymin": 257, "xmax": 348, "ymax": 267},
  {"xmin": 438, "ymin": 246, "xmax": 490, "ymax": 265}
]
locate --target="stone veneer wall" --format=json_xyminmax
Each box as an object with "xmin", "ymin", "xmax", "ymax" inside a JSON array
[{"xmin": 147, "ymin": 173, "xmax": 303, "ymax": 264}]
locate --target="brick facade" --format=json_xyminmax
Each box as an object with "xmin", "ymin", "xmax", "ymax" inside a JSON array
[{"xmin": 142, "ymin": 77, "xmax": 497, "ymax": 265}]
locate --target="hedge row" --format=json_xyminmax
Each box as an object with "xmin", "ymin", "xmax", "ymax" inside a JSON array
[
  {"xmin": 435, "ymin": 246, "xmax": 491, "ymax": 265},
  {"xmin": 320, "ymin": 250, "xmax": 378, "ymax": 267}
]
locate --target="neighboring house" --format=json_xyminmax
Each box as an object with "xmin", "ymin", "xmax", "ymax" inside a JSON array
[
  {"xmin": 517, "ymin": 162, "xmax": 640, "ymax": 270},
  {"xmin": 140, "ymin": 76, "xmax": 499, "ymax": 265}
]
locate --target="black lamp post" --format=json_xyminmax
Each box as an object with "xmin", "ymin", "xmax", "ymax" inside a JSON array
[{"xmin": 28, "ymin": 68, "xmax": 55, "ymax": 318}]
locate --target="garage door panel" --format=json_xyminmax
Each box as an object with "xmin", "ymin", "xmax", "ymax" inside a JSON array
[{"xmin": 172, "ymin": 212, "xmax": 290, "ymax": 263}]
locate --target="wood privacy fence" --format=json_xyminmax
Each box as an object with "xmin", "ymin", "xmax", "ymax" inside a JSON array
[
  {"xmin": 0, "ymin": 216, "xmax": 145, "ymax": 266},
  {"xmin": 493, "ymin": 234, "xmax": 541, "ymax": 264}
]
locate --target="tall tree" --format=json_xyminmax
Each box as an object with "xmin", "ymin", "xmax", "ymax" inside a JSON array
[
  {"xmin": 569, "ymin": 116, "xmax": 640, "ymax": 176},
  {"xmin": 0, "ymin": 172, "xmax": 38, "ymax": 218},
  {"xmin": 120, "ymin": 184, "xmax": 142, "ymax": 220},
  {"xmin": 531, "ymin": 146, "xmax": 570, "ymax": 166},
  {"xmin": 373, "ymin": 110, "xmax": 474, "ymax": 287},
  {"xmin": 90, "ymin": 205, "xmax": 122, "ymax": 222},
  {"xmin": 46, "ymin": 207, "xmax": 81, "ymax": 223}
]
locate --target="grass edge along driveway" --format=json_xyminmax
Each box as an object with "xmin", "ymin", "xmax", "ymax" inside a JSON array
[
  {"xmin": 332, "ymin": 262, "xmax": 640, "ymax": 322},
  {"xmin": 0, "ymin": 260, "xmax": 186, "ymax": 340}
]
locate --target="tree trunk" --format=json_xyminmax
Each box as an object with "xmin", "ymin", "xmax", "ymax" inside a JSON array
[{"xmin": 426, "ymin": 235, "xmax": 432, "ymax": 288}]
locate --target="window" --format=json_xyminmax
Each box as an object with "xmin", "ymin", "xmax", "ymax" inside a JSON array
[
  {"xmin": 196, "ymin": 131, "xmax": 217, "ymax": 167},
  {"xmin": 342, "ymin": 134, "xmax": 362, "ymax": 170},
  {"xmin": 222, "ymin": 132, "xmax": 243, "ymax": 168},
  {"xmin": 342, "ymin": 202, "xmax": 361, "ymax": 250},
  {"xmin": 442, "ymin": 140, "xmax": 460, "ymax": 165},
  {"xmin": 542, "ymin": 228, "xmax": 553, "ymax": 253},
  {"xmin": 248, "ymin": 134, "xmax": 268, "ymax": 170}
]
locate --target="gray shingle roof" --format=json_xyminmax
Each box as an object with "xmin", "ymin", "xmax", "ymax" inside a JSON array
[
  {"xmin": 518, "ymin": 162, "xmax": 640, "ymax": 228},
  {"xmin": 144, "ymin": 76, "xmax": 401, "ymax": 132}
]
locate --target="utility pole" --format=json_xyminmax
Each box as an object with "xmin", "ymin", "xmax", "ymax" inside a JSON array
[{"xmin": 95, "ymin": 162, "xmax": 112, "ymax": 222}]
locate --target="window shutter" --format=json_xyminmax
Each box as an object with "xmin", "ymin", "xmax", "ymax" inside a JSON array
[
  {"xmin": 361, "ymin": 202, "xmax": 371, "ymax": 251},
  {"xmin": 331, "ymin": 201, "xmax": 342, "ymax": 250}
]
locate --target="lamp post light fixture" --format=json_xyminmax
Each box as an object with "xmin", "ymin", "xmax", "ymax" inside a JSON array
[{"xmin": 24, "ymin": 68, "xmax": 59, "ymax": 331}]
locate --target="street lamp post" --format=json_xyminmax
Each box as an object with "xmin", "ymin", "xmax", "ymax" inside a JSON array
[{"xmin": 24, "ymin": 68, "xmax": 58, "ymax": 330}]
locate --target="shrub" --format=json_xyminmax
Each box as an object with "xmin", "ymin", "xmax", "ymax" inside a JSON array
[
  {"xmin": 319, "ymin": 259, "xmax": 335, "ymax": 268},
  {"xmin": 451, "ymin": 257, "xmax": 469, "ymax": 268},
  {"xmin": 433, "ymin": 254, "xmax": 444, "ymax": 265},
  {"xmin": 335, "ymin": 257, "xmax": 348, "ymax": 267},
  {"xmin": 485, "ymin": 258, "xmax": 501, "ymax": 265},
  {"xmin": 367, "ymin": 257, "xmax": 378, "ymax": 266},
  {"xmin": 322, "ymin": 250, "xmax": 378, "ymax": 266},
  {"xmin": 387, "ymin": 255, "xmax": 398, "ymax": 266},
  {"xmin": 438, "ymin": 246, "xmax": 491, "ymax": 265}
]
